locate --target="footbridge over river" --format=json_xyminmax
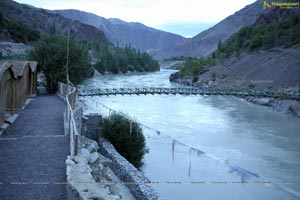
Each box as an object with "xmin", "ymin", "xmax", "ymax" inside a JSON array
[{"xmin": 78, "ymin": 87, "xmax": 300, "ymax": 100}]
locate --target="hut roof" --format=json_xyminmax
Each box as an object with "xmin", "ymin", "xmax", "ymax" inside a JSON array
[
  {"xmin": 0, "ymin": 60, "xmax": 13, "ymax": 79},
  {"xmin": 29, "ymin": 61, "xmax": 38, "ymax": 72},
  {"xmin": 11, "ymin": 61, "xmax": 30, "ymax": 77}
]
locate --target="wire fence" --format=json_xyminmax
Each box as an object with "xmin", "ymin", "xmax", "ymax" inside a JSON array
[
  {"xmin": 80, "ymin": 95, "xmax": 300, "ymax": 198},
  {"xmin": 82, "ymin": 96, "xmax": 259, "ymax": 178},
  {"xmin": 58, "ymin": 82, "xmax": 78, "ymax": 156}
]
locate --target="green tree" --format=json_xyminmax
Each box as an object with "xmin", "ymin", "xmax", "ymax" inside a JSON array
[
  {"xmin": 235, "ymin": 34, "xmax": 241, "ymax": 58},
  {"xmin": 102, "ymin": 113, "xmax": 149, "ymax": 169},
  {"xmin": 262, "ymin": 33, "xmax": 275, "ymax": 49},
  {"xmin": 0, "ymin": 11, "xmax": 3, "ymax": 29},
  {"xmin": 250, "ymin": 33, "xmax": 263, "ymax": 50},
  {"xmin": 2, "ymin": 19, "xmax": 39, "ymax": 43},
  {"xmin": 93, "ymin": 42, "xmax": 159, "ymax": 74},
  {"xmin": 217, "ymin": 40, "xmax": 222, "ymax": 52},
  {"xmin": 220, "ymin": 53, "xmax": 226, "ymax": 65},
  {"xmin": 29, "ymin": 34, "xmax": 93, "ymax": 92},
  {"xmin": 49, "ymin": 22, "xmax": 57, "ymax": 34}
]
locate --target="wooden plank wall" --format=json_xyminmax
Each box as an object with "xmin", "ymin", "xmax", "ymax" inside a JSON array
[{"xmin": 1, "ymin": 60, "xmax": 38, "ymax": 126}]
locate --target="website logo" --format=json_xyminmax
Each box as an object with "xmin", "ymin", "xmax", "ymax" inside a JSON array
[
  {"xmin": 263, "ymin": 1, "xmax": 272, "ymax": 9},
  {"xmin": 264, "ymin": 1, "xmax": 300, "ymax": 9}
]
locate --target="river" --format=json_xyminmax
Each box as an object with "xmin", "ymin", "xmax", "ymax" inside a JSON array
[{"xmin": 80, "ymin": 69, "xmax": 300, "ymax": 200}]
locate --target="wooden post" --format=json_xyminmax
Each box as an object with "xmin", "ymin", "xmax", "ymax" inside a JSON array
[
  {"xmin": 34, "ymin": 72, "xmax": 37, "ymax": 93},
  {"xmin": 74, "ymin": 134, "xmax": 78, "ymax": 156},
  {"xmin": 30, "ymin": 73, "xmax": 33, "ymax": 95},
  {"xmin": 68, "ymin": 109, "xmax": 71, "ymax": 134},
  {"xmin": 10, "ymin": 78, "xmax": 14, "ymax": 116}
]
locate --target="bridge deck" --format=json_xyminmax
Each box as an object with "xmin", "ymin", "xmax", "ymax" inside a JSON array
[{"xmin": 78, "ymin": 87, "xmax": 300, "ymax": 100}]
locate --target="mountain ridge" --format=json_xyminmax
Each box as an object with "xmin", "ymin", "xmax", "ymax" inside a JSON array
[
  {"xmin": 0, "ymin": 0, "xmax": 107, "ymax": 43},
  {"xmin": 153, "ymin": 0, "xmax": 269, "ymax": 59},
  {"xmin": 51, "ymin": 9, "xmax": 187, "ymax": 52}
]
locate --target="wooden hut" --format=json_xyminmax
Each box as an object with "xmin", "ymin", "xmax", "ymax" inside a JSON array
[
  {"xmin": 28, "ymin": 61, "xmax": 38, "ymax": 96},
  {"xmin": 6, "ymin": 61, "xmax": 31, "ymax": 110},
  {"xmin": 0, "ymin": 60, "xmax": 14, "ymax": 126}
]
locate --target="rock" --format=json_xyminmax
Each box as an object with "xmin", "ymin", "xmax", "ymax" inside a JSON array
[
  {"xmin": 79, "ymin": 148, "xmax": 91, "ymax": 159},
  {"xmin": 87, "ymin": 142, "xmax": 99, "ymax": 153},
  {"xmin": 99, "ymin": 154, "xmax": 113, "ymax": 167},
  {"xmin": 74, "ymin": 155, "xmax": 88, "ymax": 164},
  {"xmin": 254, "ymin": 98, "xmax": 271, "ymax": 106},
  {"xmin": 66, "ymin": 159, "xmax": 75, "ymax": 166},
  {"xmin": 169, "ymin": 72, "xmax": 181, "ymax": 82},
  {"xmin": 0, "ymin": 41, "xmax": 31, "ymax": 57},
  {"xmin": 98, "ymin": 138, "xmax": 160, "ymax": 200},
  {"xmin": 89, "ymin": 152, "xmax": 99, "ymax": 164},
  {"xmin": 208, "ymin": 81, "xmax": 214, "ymax": 86}
]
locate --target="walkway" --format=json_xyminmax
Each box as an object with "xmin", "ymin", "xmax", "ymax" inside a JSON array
[{"xmin": 0, "ymin": 95, "xmax": 69, "ymax": 200}]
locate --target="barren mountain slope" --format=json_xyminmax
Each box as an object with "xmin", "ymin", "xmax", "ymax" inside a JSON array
[
  {"xmin": 0, "ymin": 0, "xmax": 107, "ymax": 43},
  {"xmin": 52, "ymin": 9, "xmax": 187, "ymax": 52}
]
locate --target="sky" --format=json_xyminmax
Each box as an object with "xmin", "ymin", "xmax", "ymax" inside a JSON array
[{"xmin": 15, "ymin": 0, "xmax": 256, "ymax": 37}]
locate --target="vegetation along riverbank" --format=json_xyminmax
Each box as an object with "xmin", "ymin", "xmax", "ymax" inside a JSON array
[{"xmin": 169, "ymin": 8, "xmax": 300, "ymax": 117}]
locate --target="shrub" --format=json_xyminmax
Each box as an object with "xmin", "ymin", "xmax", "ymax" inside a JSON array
[
  {"xmin": 101, "ymin": 113, "xmax": 149, "ymax": 169},
  {"xmin": 192, "ymin": 76, "xmax": 199, "ymax": 83}
]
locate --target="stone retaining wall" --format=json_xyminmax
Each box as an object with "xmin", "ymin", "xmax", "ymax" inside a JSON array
[
  {"xmin": 66, "ymin": 135, "xmax": 136, "ymax": 200},
  {"xmin": 98, "ymin": 138, "xmax": 160, "ymax": 200}
]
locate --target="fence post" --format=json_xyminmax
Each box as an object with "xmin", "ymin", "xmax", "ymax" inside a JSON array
[
  {"xmin": 59, "ymin": 81, "xmax": 79, "ymax": 156},
  {"xmin": 74, "ymin": 134, "xmax": 78, "ymax": 156}
]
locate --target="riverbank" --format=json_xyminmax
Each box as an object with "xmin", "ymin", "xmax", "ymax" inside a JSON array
[
  {"xmin": 169, "ymin": 47, "xmax": 300, "ymax": 117},
  {"xmin": 170, "ymin": 76, "xmax": 300, "ymax": 117}
]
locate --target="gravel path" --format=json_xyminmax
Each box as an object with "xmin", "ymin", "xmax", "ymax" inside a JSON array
[{"xmin": 0, "ymin": 95, "xmax": 69, "ymax": 200}]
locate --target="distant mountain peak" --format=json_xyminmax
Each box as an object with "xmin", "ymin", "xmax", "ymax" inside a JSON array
[
  {"xmin": 153, "ymin": 0, "xmax": 269, "ymax": 59},
  {"xmin": 108, "ymin": 18, "xmax": 127, "ymax": 24}
]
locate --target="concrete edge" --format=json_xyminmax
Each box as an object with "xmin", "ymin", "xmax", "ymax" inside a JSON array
[{"xmin": 0, "ymin": 114, "xmax": 19, "ymax": 135}]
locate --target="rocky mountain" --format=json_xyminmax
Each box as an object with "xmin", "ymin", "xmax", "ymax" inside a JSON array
[
  {"xmin": 51, "ymin": 9, "xmax": 187, "ymax": 52},
  {"xmin": 153, "ymin": 0, "xmax": 268, "ymax": 59},
  {"xmin": 0, "ymin": 0, "xmax": 107, "ymax": 43},
  {"xmin": 197, "ymin": 48, "xmax": 300, "ymax": 90},
  {"xmin": 171, "ymin": 47, "xmax": 300, "ymax": 116}
]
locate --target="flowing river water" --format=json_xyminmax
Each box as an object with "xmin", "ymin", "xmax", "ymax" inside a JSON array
[{"xmin": 80, "ymin": 69, "xmax": 300, "ymax": 200}]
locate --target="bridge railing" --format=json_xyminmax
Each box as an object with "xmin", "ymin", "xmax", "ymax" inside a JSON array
[
  {"xmin": 58, "ymin": 82, "xmax": 78, "ymax": 156},
  {"xmin": 78, "ymin": 87, "xmax": 300, "ymax": 100}
]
